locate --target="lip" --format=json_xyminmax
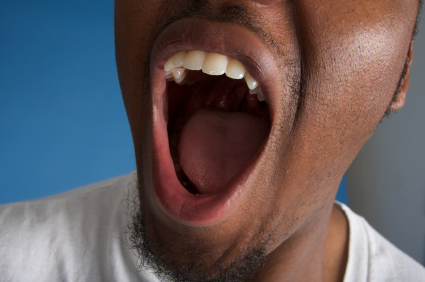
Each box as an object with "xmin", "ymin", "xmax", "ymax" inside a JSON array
[{"xmin": 149, "ymin": 18, "xmax": 281, "ymax": 226}]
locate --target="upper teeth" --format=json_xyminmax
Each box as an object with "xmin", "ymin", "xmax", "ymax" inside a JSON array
[{"xmin": 164, "ymin": 50, "xmax": 263, "ymax": 101}]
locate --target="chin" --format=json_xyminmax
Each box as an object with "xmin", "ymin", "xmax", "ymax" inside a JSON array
[{"xmin": 127, "ymin": 188, "xmax": 271, "ymax": 281}]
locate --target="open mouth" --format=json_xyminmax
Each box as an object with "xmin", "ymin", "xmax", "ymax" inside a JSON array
[
  {"xmin": 166, "ymin": 51, "xmax": 270, "ymax": 195},
  {"xmin": 149, "ymin": 19, "xmax": 281, "ymax": 226}
]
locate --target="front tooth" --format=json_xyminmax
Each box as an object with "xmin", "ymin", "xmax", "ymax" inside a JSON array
[
  {"xmin": 202, "ymin": 53, "xmax": 228, "ymax": 75},
  {"xmin": 249, "ymin": 88, "xmax": 259, "ymax": 95},
  {"xmin": 172, "ymin": 51, "xmax": 187, "ymax": 67},
  {"xmin": 244, "ymin": 72, "xmax": 258, "ymax": 90},
  {"xmin": 164, "ymin": 57, "xmax": 176, "ymax": 72},
  {"xmin": 183, "ymin": 51, "xmax": 206, "ymax": 70},
  {"xmin": 225, "ymin": 59, "xmax": 245, "ymax": 79}
]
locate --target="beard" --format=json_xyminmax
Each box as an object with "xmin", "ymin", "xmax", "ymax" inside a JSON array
[{"xmin": 125, "ymin": 188, "xmax": 270, "ymax": 282}]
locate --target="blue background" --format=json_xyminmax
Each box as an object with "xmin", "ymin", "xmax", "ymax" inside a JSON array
[{"xmin": 0, "ymin": 0, "xmax": 348, "ymax": 205}]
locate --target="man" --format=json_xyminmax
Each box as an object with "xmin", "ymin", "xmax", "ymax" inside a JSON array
[{"xmin": 1, "ymin": 0, "xmax": 424, "ymax": 281}]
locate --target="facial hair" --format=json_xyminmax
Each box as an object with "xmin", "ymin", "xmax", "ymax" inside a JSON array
[{"xmin": 125, "ymin": 185, "xmax": 271, "ymax": 282}]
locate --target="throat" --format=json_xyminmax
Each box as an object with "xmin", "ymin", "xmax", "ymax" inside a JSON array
[{"xmin": 178, "ymin": 108, "xmax": 269, "ymax": 194}]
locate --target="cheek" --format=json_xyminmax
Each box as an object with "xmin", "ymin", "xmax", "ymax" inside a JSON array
[
  {"xmin": 293, "ymin": 0, "xmax": 414, "ymax": 143},
  {"xmin": 301, "ymin": 24, "xmax": 410, "ymax": 143},
  {"xmin": 333, "ymin": 26, "xmax": 407, "ymax": 113},
  {"xmin": 284, "ymin": 15, "xmax": 413, "ymax": 179},
  {"xmin": 115, "ymin": 0, "xmax": 168, "ymax": 135}
]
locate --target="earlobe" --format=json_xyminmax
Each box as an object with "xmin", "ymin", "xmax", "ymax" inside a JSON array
[{"xmin": 388, "ymin": 42, "xmax": 413, "ymax": 112}]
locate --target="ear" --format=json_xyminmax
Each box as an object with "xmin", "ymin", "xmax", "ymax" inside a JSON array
[{"xmin": 388, "ymin": 42, "xmax": 413, "ymax": 111}]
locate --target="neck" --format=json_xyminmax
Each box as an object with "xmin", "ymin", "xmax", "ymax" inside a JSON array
[{"xmin": 251, "ymin": 204, "xmax": 348, "ymax": 282}]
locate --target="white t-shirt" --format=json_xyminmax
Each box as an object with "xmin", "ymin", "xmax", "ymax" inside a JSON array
[
  {"xmin": 0, "ymin": 172, "xmax": 424, "ymax": 281},
  {"xmin": 338, "ymin": 203, "xmax": 425, "ymax": 281}
]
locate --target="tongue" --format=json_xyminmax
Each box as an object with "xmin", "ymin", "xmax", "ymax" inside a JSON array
[{"xmin": 178, "ymin": 108, "xmax": 269, "ymax": 194}]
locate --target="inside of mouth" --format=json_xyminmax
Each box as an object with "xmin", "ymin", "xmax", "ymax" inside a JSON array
[{"xmin": 167, "ymin": 70, "xmax": 271, "ymax": 195}]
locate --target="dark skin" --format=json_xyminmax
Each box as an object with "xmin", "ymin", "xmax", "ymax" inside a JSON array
[{"xmin": 115, "ymin": 0, "xmax": 417, "ymax": 281}]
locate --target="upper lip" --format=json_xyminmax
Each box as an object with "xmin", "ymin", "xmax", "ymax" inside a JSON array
[{"xmin": 149, "ymin": 18, "xmax": 281, "ymax": 226}]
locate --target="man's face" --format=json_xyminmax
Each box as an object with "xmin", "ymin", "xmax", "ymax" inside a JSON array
[{"xmin": 115, "ymin": 0, "xmax": 417, "ymax": 280}]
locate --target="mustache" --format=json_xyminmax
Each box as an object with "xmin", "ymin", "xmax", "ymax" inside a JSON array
[
  {"xmin": 148, "ymin": 0, "xmax": 286, "ymax": 58},
  {"xmin": 139, "ymin": 0, "xmax": 299, "ymax": 102},
  {"xmin": 164, "ymin": 1, "xmax": 260, "ymax": 34}
]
